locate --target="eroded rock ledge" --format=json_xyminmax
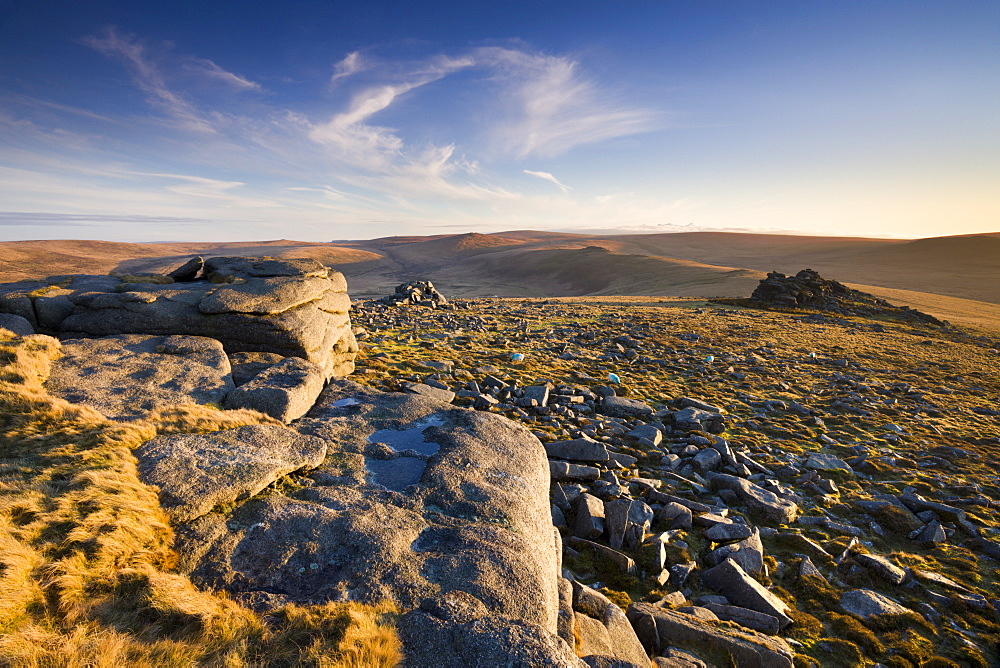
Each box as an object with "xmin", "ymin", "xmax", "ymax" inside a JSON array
[{"xmin": 0, "ymin": 256, "xmax": 357, "ymax": 379}]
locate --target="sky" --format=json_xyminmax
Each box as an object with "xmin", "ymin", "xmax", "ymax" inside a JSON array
[{"xmin": 0, "ymin": 0, "xmax": 998, "ymax": 242}]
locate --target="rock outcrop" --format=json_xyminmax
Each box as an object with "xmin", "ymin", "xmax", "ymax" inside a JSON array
[
  {"xmin": 173, "ymin": 380, "xmax": 571, "ymax": 664},
  {"xmin": 379, "ymin": 280, "xmax": 448, "ymax": 307},
  {"xmin": 0, "ymin": 256, "xmax": 357, "ymax": 379},
  {"xmin": 745, "ymin": 268, "xmax": 944, "ymax": 324}
]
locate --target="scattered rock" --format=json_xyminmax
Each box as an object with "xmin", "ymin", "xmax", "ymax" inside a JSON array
[
  {"xmin": 573, "ymin": 493, "xmax": 606, "ymax": 539},
  {"xmin": 551, "ymin": 461, "xmax": 601, "ymax": 482},
  {"xmin": 572, "ymin": 583, "xmax": 649, "ymax": 667},
  {"xmin": 600, "ymin": 396, "xmax": 655, "ymax": 418},
  {"xmin": 706, "ymin": 473, "xmax": 799, "ymax": 524},
  {"xmin": 0, "ymin": 312, "xmax": 34, "ymax": 336},
  {"xmin": 672, "ymin": 407, "xmax": 726, "ymax": 434},
  {"xmin": 627, "ymin": 602, "xmax": 794, "ymax": 667},
  {"xmin": 805, "ymin": 452, "xmax": 853, "ymax": 473},
  {"xmin": 850, "ymin": 550, "xmax": 906, "ymax": 585},
  {"xmin": 703, "ymin": 602, "xmax": 782, "ymax": 634},
  {"xmin": 700, "ymin": 559, "xmax": 792, "ymax": 629},
  {"xmin": 380, "ymin": 280, "xmax": 448, "ymax": 307},
  {"xmin": 401, "ymin": 381, "xmax": 456, "ymax": 403},
  {"xmin": 706, "ymin": 528, "xmax": 764, "ymax": 576},
  {"xmin": 743, "ymin": 268, "xmax": 945, "ymax": 324},
  {"xmin": 546, "ymin": 437, "xmax": 611, "ymax": 462},
  {"xmin": 166, "ymin": 256, "xmax": 204, "ymax": 282},
  {"xmin": 840, "ymin": 589, "xmax": 912, "ymax": 619}
]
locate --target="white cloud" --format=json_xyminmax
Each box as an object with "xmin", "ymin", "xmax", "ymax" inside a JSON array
[
  {"xmin": 285, "ymin": 185, "xmax": 349, "ymax": 200},
  {"xmin": 330, "ymin": 51, "xmax": 363, "ymax": 83},
  {"xmin": 310, "ymin": 52, "xmax": 476, "ymax": 170},
  {"xmin": 524, "ymin": 169, "xmax": 571, "ymax": 192},
  {"xmin": 185, "ymin": 58, "xmax": 261, "ymax": 91},
  {"xmin": 125, "ymin": 171, "xmax": 277, "ymax": 207},
  {"xmin": 473, "ymin": 47, "xmax": 653, "ymax": 158},
  {"xmin": 303, "ymin": 46, "xmax": 652, "ymax": 201}
]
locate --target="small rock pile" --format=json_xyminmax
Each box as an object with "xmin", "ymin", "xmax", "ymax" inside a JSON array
[
  {"xmin": 379, "ymin": 280, "xmax": 449, "ymax": 308},
  {"xmin": 743, "ymin": 268, "xmax": 944, "ymax": 325}
]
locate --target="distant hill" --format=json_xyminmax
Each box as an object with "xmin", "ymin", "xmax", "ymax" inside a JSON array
[
  {"xmin": 440, "ymin": 246, "xmax": 764, "ymax": 298},
  {"xmin": 0, "ymin": 230, "xmax": 996, "ymax": 307}
]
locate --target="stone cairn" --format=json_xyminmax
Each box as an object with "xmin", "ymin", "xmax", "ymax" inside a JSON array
[
  {"xmin": 749, "ymin": 268, "xmax": 943, "ymax": 324},
  {"xmin": 379, "ymin": 280, "xmax": 448, "ymax": 307}
]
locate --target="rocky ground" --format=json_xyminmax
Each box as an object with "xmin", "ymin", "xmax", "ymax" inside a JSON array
[{"xmin": 349, "ymin": 294, "xmax": 1000, "ymax": 667}]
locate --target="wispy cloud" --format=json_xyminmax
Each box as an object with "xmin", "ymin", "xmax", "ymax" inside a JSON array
[
  {"xmin": 9, "ymin": 33, "xmax": 660, "ymax": 239},
  {"xmin": 475, "ymin": 47, "xmax": 653, "ymax": 158},
  {"xmin": 184, "ymin": 57, "xmax": 261, "ymax": 91},
  {"xmin": 0, "ymin": 211, "xmax": 210, "ymax": 226},
  {"xmin": 524, "ymin": 169, "xmax": 571, "ymax": 192},
  {"xmin": 330, "ymin": 51, "xmax": 364, "ymax": 84},
  {"xmin": 5, "ymin": 95, "xmax": 117, "ymax": 123},
  {"xmin": 81, "ymin": 27, "xmax": 216, "ymax": 132},
  {"xmin": 130, "ymin": 171, "xmax": 277, "ymax": 206},
  {"xmin": 310, "ymin": 54, "xmax": 474, "ymax": 169},
  {"xmin": 305, "ymin": 46, "xmax": 649, "ymax": 200}
]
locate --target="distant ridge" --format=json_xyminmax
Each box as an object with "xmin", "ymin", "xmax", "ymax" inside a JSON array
[{"xmin": 0, "ymin": 230, "xmax": 997, "ymax": 307}]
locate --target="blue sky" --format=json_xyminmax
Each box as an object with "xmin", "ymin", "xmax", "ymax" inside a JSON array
[{"xmin": 1, "ymin": 0, "xmax": 997, "ymax": 242}]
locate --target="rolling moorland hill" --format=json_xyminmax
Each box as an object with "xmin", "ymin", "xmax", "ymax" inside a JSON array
[{"xmin": 0, "ymin": 230, "xmax": 997, "ymax": 329}]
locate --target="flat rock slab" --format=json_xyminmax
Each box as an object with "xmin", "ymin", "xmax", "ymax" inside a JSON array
[
  {"xmin": 46, "ymin": 334, "xmax": 233, "ymax": 420},
  {"xmin": 707, "ymin": 472, "xmax": 799, "ymax": 525},
  {"xmin": 805, "ymin": 452, "xmax": 853, "ymax": 473},
  {"xmin": 627, "ymin": 602, "xmax": 794, "ymax": 668},
  {"xmin": 401, "ymin": 381, "xmax": 455, "ymax": 403},
  {"xmin": 224, "ymin": 356, "xmax": 325, "ymax": 422},
  {"xmin": 703, "ymin": 602, "xmax": 782, "ymax": 634},
  {"xmin": 199, "ymin": 276, "xmax": 337, "ymax": 315},
  {"xmin": 840, "ymin": 589, "xmax": 912, "ymax": 618},
  {"xmin": 175, "ymin": 380, "xmax": 564, "ymax": 663},
  {"xmin": 545, "ymin": 437, "xmax": 610, "ymax": 462},
  {"xmin": 136, "ymin": 424, "xmax": 327, "ymax": 522},
  {"xmin": 599, "ymin": 396, "xmax": 654, "ymax": 418},
  {"xmin": 550, "ymin": 460, "xmax": 601, "ymax": 482}
]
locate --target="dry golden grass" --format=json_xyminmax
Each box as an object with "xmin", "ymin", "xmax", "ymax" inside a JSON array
[
  {"xmin": 847, "ymin": 284, "xmax": 1000, "ymax": 333},
  {"xmin": 0, "ymin": 328, "xmax": 401, "ymax": 667}
]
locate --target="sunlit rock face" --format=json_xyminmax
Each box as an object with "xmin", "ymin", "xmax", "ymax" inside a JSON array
[{"xmin": 0, "ymin": 256, "xmax": 358, "ymax": 379}]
